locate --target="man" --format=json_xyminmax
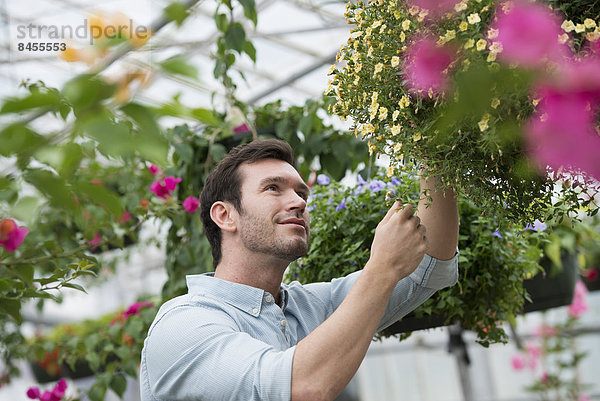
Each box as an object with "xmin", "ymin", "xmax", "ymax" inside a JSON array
[{"xmin": 140, "ymin": 139, "xmax": 458, "ymax": 401}]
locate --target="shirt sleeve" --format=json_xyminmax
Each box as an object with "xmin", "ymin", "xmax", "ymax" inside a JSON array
[
  {"xmin": 301, "ymin": 252, "xmax": 458, "ymax": 332},
  {"xmin": 141, "ymin": 303, "xmax": 295, "ymax": 401}
]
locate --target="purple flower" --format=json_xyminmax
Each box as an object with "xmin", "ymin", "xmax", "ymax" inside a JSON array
[
  {"xmin": 316, "ymin": 174, "xmax": 330, "ymax": 185},
  {"xmin": 492, "ymin": 230, "xmax": 503, "ymax": 238},
  {"xmin": 524, "ymin": 220, "xmax": 547, "ymax": 232},
  {"xmin": 390, "ymin": 176, "xmax": 402, "ymax": 186},
  {"xmin": 369, "ymin": 180, "xmax": 386, "ymax": 192},
  {"xmin": 336, "ymin": 198, "xmax": 347, "ymax": 211},
  {"xmin": 357, "ymin": 175, "xmax": 367, "ymax": 186}
]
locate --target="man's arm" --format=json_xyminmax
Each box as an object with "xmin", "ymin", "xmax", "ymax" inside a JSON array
[
  {"xmin": 291, "ymin": 202, "xmax": 427, "ymax": 401},
  {"xmin": 417, "ymin": 174, "xmax": 459, "ymax": 260}
]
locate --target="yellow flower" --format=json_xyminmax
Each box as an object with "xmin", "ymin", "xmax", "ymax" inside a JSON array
[
  {"xmin": 491, "ymin": 98, "xmax": 500, "ymax": 109},
  {"xmin": 392, "ymin": 110, "xmax": 400, "ymax": 121},
  {"xmin": 583, "ymin": 18, "xmax": 596, "ymax": 29},
  {"xmin": 394, "ymin": 10, "xmax": 402, "ymax": 20},
  {"xmin": 400, "ymin": 32, "xmax": 406, "ymax": 42},
  {"xmin": 467, "ymin": 13, "xmax": 481, "ymax": 24},
  {"xmin": 487, "ymin": 52, "xmax": 497, "ymax": 62},
  {"xmin": 378, "ymin": 107, "xmax": 388, "ymax": 120},
  {"xmin": 409, "ymin": 5, "xmax": 419, "ymax": 15},
  {"xmin": 398, "ymin": 95, "xmax": 410, "ymax": 108},
  {"xmin": 413, "ymin": 132, "xmax": 422, "ymax": 141},
  {"xmin": 368, "ymin": 141, "xmax": 376, "ymax": 155},
  {"xmin": 489, "ymin": 41, "xmax": 503, "ymax": 53},
  {"xmin": 369, "ymin": 104, "xmax": 379, "ymax": 120},
  {"xmin": 561, "ymin": 20, "xmax": 575, "ymax": 32},
  {"xmin": 391, "ymin": 56, "xmax": 400, "ymax": 67},
  {"xmin": 353, "ymin": 75, "xmax": 360, "ymax": 85},
  {"xmin": 391, "ymin": 124, "xmax": 401, "ymax": 135},
  {"xmin": 372, "ymin": 20, "xmax": 382, "ymax": 29},
  {"xmin": 367, "ymin": 46, "xmax": 374, "ymax": 57},
  {"xmin": 459, "ymin": 21, "xmax": 468, "ymax": 31},
  {"xmin": 558, "ymin": 33, "xmax": 569, "ymax": 44},
  {"xmin": 327, "ymin": 65, "xmax": 336, "ymax": 75},
  {"xmin": 393, "ymin": 143, "xmax": 402, "ymax": 152},
  {"xmin": 487, "ymin": 28, "xmax": 499, "ymax": 39},
  {"xmin": 373, "ymin": 63, "xmax": 384, "ymax": 76},
  {"xmin": 362, "ymin": 123, "xmax": 375, "ymax": 135},
  {"xmin": 478, "ymin": 113, "xmax": 490, "ymax": 131},
  {"xmin": 586, "ymin": 31, "xmax": 600, "ymax": 42},
  {"xmin": 464, "ymin": 39, "xmax": 475, "ymax": 49},
  {"xmin": 476, "ymin": 39, "xmax": 487, "ymax": 51},
  {"xmin": 445, "ymin": 30, "xmax": 456, "ymax": 40},
  {"xmin": 372, "ymin": 92, "xmax": 379, "ymax": 102},
  {"xmin": 402, "ymin": 19, "xmax": 411, "ymax": 31},
  {"xmin": 418, "ymin": 10, "xmax": 429, "ymax": 22},
  {"xmin": 532, "ymin": 98, "xmax": 540, "ymax": 107},
  {"xmin": 355, "ymin": 63, "xmax": 362, "ymax": 72},
  {"xmin": 575, "ymin": 24, "xmax": 585, "ymax": 33},
  {"xmin": 386, "ymin": 166, "xmax": 395, "ymax": 177},
  {"xmin": 351, "ymin": 31, "xmax": 364, "ymax": 39},
  {"xmin": 454, "ymin": 1, "xmax": 468, "ymax": 12}
]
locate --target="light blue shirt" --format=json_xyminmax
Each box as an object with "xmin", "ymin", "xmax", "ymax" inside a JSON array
[{"xmin": 140, "ymin": 253, "xmax": 458, "ymax": 401}]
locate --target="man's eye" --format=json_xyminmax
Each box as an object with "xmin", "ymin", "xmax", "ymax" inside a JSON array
[{"xmin": 265, "ymin": 185, "xmax": 278, "ymax": 191}]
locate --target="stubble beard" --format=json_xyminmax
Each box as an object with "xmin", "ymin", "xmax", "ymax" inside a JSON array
[{"xmin": 239, "ymin": 212, "xmax": 309, "ymax": 262}]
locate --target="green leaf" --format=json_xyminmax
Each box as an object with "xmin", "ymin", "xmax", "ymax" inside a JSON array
[
  {"xmin": 62, "ymin": 74, "xmax": 115, "ymax": 112},
  {"xmin": 0, "ymin": 124, "xmax": 46, "ymax": 157},
  {"xmin": 0, "ymin": 298, "xmax": 22, "ymax": 323},
  {"xmin": 62, "ymin": 282, "xmax": 87, "ymax": 293},
  {"xmin": 24, "ymin": 169, "xmax": 76, "ymax": 210},
  {"xmin": 88, "ymin": 382, "xmax": 107, "ymax": 401},
  {"xmin": 215, "ymin": 13, "xmax": 229, "ymax": 32},
  {"xmin": 243, "ymin": 40, "xmax": 256, "ymax": 62},
  {"xmin": 0, "ymin": 91, "xmax": 59, "ymax": 114},
  {"xmin": 164, "ymin": 2, "xmax": 190, "ymax": 26},
  {"xmin": 110, "ymin": 373, "xmax": 127, "ymax": 397},
  {"xmin": 10, "ymin": 196, "xmax": 42, "ymax": 225},
  {"xmin": 120, "ymin": 103, "xmax": 161, "ymax": 138},
  {"xmin": 73, "ymin": 181, "xmax": 123, "ymax": 215},
  {"xmin": 160, "ymin": 56, "xmax": 198, "ymax": 79},
  {"xmin": 224, "ymin": 23, "xmax": 246, "ymax": 52},
  {"xmin": 191, "ymin": 108, "xmax": 220, "ymax": 125},
  {"xmin": 237, "ymin": 0, "xmax": 257, "ymax": 25}
]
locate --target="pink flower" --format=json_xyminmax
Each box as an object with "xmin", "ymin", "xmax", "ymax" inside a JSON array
[
  {"xmin": 88, "ymin": 232, "xmax": 101, "ymax": 245},
  {"xmin": 124, "ymin": 301, "xmax": 154, "ymax": 318},
  {"xmin": 532, "ymin": 324, "xmax": 557, "ymax": 338},
  {"xmin": 233, "ymin": 123, "xmax": 251, "ymax": 134},
  {"xmin": 407, "ymin": 0, "xmax": 460, "ymax": 19},
  {"xmin": 525, "ymin": 342, "xmax": 542, "ymax": 369},
  {"xmin": 183, "ymin": 196, "xmax": 200, "ymax": 213},
  {"xmin": 149, "ymin": 176, "xmax": 182, "ymax": 199},
  {"xmin": 492, "ymin": 1, "xmax": 569, "ymax": 68},
  {"xmin": 404, "ymin": 36, "xmax": 456, "ymax": 95},
  {"xmin": 26, "ymin": 387, "xmax": 41, "ymax": 399},
  {"xmin": 525, "ymin": 87, "xmax": 600, "ymax": 180},
  {"xmin": 147, "ymin": 164, "xmax": 162, "ymax": 176},
  {"xmin": 117, "ymin": 211, "xmax": 132, "ymax": 224},
  {"xmin": 511, "ymin": 354, "xmax": 526, "ymax": 370},
  {"xmin": 540, "ymin": 372, "xmax": 549, "ymax": 384},
  {"xmin": 568, "ymin": 280, "xmax": 589, "ymax": 318},
  {"xmin": 579, "ymin": 395, "xmax": 591, "ymax": 401},
  {"xmin": 0, "ymin": 218, "xmax": 29, "ymax": 252}
]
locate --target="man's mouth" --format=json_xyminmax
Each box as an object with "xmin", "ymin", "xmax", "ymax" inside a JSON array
[{"xmin": 279, "ymin": 218, "xmax": 306, "ymax": 229}]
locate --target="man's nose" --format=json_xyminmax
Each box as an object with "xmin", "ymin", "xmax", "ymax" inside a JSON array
[{"xmin": 287, "ymin": 190, "xmax": 307, "ymax": 211}]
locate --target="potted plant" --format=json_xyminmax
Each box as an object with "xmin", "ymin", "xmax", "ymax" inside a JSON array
[
  {"xmin": 327, "ymin": 0, "xmax": 600, "ymax": 225},
  {"xmin": 286, "ymin": 170, "xmax": 547, "ymax": 347}
]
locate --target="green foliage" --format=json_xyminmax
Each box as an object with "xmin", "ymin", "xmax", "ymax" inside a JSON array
[{"xmin": 287, "ymin": 171, "xmax": 546, "ymax": 346}]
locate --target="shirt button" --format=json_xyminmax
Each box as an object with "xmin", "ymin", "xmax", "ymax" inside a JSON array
[
  {"xmin": 252, "ymin": 308, "xmax": 259, "ymax": 314},
  {"xmin": 265, "ymin": 295, "xmax": 272, "ymax": 303},
  {"xmin": 281, "ymin": 320, "xmax": 287, "ymax": 327}
]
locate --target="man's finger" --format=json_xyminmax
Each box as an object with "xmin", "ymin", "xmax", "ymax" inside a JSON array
[{"xmin": 381, "ymin": 201, "xmax": 402, "ymax": 225}]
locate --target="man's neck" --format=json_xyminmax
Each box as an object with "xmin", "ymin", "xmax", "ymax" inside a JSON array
[{"xmin": 214, "ymin": 254, "xmax": 288, "ymax": 303}]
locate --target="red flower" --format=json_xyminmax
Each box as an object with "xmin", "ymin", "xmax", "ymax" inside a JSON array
[
  {"xmin": 0, "ymin": 218, "xmax": 29, "ymax": 252},
  {"xmin": 584, "ymin": 267, "xmax": 599, "ymax": 282},
  {"xmin": 147, "ymin": 164, "xmax": 162, "ymax": 176}
]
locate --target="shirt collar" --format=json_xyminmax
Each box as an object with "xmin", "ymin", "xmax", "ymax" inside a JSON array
[{"xmin": 186, "ymin": 273, "xmax": 286, "ymax": 317}]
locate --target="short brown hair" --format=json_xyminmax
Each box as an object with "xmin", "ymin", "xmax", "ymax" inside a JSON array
[{"xmin": 200, "ymin": 139, "xmax": 295, "ymax": 269}]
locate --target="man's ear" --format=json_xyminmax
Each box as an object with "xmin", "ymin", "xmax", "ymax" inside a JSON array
[{"xmin": 210, "ymin": 201, "xmax": 237, "ymax": 233}]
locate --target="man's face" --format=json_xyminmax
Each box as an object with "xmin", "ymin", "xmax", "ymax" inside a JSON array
[{"xmin": 235, "ymin": 159, "xmax": 311, "ymax": 263}]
